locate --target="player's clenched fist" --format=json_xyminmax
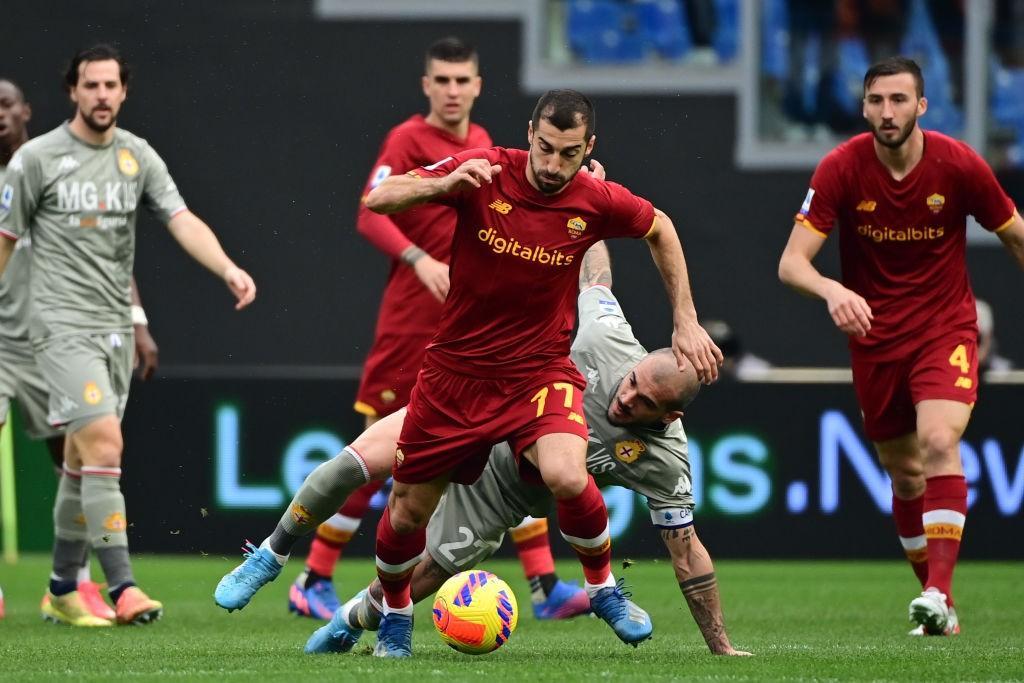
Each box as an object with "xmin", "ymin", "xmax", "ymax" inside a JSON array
[
  {"xmin": 823, "ymin": 281, "xmax": 872, "ymax": 337},
  {"xmin": 224, "ymin": 265, "xmax": 257, "ymax": 310},
  {"xmin": 442, "ymin": 158, "xmax": 502, "ymax": 193},
  {"xmin": 672, "ymin": 320, "xmax": 723, "ymax": 384}
]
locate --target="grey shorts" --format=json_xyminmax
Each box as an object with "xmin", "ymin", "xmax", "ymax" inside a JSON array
[
  {"xmin": 36, "ymin": 332, "xmax": 133, "ymax": 433},
  {"xmin": 427, "ymin": 444, "xmax": 552, "ymax": 575},
  {"xmin": 0, "ymin": 341, "xmax": 61, "ymax": 440}
]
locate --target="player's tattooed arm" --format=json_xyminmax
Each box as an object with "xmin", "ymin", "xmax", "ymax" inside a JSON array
[
  {"xmin": 409, "ymin": 555, "xmax": 456, "ymax": 604},
  {"xmin": 579, "ymin": 241, "xmax": 612, "ymax": 291},
  {"xmin": 997, "ymin": 210, "xmax": 1024, "ymax": 270},
  {"xmin": 659, "ymin": 526, "xmax": 751, "ymax": 656}
]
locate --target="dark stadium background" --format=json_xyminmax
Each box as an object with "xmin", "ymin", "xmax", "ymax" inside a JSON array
[{"xmin": 2, "ymin": 1, "xmax": 1022, "ymax": 559}]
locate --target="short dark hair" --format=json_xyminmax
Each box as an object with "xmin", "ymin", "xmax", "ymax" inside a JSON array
[
  {"xmin": 0, "ymin": 78, "xmax": 26, "ymax": 103},
  {"xmin": 864, "ymin": 56, "xmax": 924, "ymax": 98},
  {"xmin": 65, "ymin": 44, "xmax": 130, "ymax": 92},
  {"xmin": 531, "ymin": 89, "xmax": 595, "ymax": 141},
  {"xmin": 425, "ymin": 37, "xmax": 478, "ymax": 70}
]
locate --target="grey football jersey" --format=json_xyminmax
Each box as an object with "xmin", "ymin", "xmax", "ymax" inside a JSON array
[
  {"xmin": 571, "ymin": 286, "xmax": 695, "ymax": 525},
  {"xmin": 0, "ymin": 123, "xmax": 185, "ymax": 341},
  {"xmin": 0, "ymin": 163, "xmax": 32, "ymax": 343}
]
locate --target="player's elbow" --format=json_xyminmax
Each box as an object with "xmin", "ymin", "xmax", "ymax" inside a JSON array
[
  {"xmin": 363, "ymin": 188, "xmax": 389, "ymax": 214},
  {"xmin": 778, "ymin": 251, "xmax": 799, "ymax": 286}
]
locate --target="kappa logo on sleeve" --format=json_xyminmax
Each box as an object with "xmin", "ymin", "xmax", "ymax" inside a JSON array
[
  {"xmin": 370, "ymin": 165, "xmax": 392, "ymax": 189},
  {"xmin": 800, "ymin": 188, "xmax": 815, "ymax": 214}
]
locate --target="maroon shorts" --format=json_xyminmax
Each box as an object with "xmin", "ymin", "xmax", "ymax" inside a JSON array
[
  {"xmin": 851, "ymin": 332, "xmax": 978, "ymax": 442},
  {"xmin": 354, "ymin": 332, "xmax": 433, "ymax": 418},
  {"xmin": 394, "ymin": 359, "xmax": 589, "ymax": 485}
]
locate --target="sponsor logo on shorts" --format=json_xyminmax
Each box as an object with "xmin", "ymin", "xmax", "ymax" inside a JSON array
[
  {"xmin": 117, "ymin": 148, "xmax": 140, "ymax": 177},
  {"xmin": 477, "ymin": 227, "xmax": 574, "ymax": 266},
  {"xmin": 103, "ymin": 512, "xmax": 127, "ymax": 532},
  {"xmin": 290, "ymin": 503, "xmax": 313, "ymax": 526},
  {"xmin": 83, "ymin": 382, "xmax": 103, "ymax": 405},
  {"xmin": 856, "ymin": 200, "xmax": 876, "ymax": 212},
  {"xmin": 566, "ymin": 216, "xmax": 587, "ymax": 239},
  {"xmin": 395, "ymin": 448, "xmax": 405, "ymax": 466},
  {"xmin": 380, "ymin": 389, "xmax": 397, "ymax": 404},
  {"xmin": 954, "ymin": 376, "xmax": 973, "ymax": 389},
  {"xmin": 488, "ymin": 199, "xmax": 512, "ymax": 215},
  {"xmin": 567, "ymin": 411, "xmax": 585, "ymax": 425},
  {"xmin": 614, "ymin": 439, "xmax": 646, "ymax": 464},
  {"xmin": 926, "ymin": 193, "xmax": 945, "ymax": 214}
]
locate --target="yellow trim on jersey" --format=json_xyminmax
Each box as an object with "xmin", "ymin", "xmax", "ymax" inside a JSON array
[
  {"xmin": 353, "ymin": 401, "xmax": 378, "ymax": 417},
  {"xmin": 795, "ymin": 215, "xmax": 828, "ymax": 238},
  {"xmin": 642, "ymin": 216, "xmax": 658, "ymax": 239},
  {"xmin": 993, "ymin": 210, "xmax": 1018, "ymax": 233},
  {"xmin": 405, "ymin": 170, "xmax": 422, "ymax": 179}
]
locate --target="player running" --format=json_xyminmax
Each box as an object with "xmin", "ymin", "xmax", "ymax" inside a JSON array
[
  {"xmin": 292, "ymin": 37, "xmax": 586, "ymax": 623},
  {"xmin": 779, "ymin": 57, "xmax": 1024, "ymax": 636},
  {"xmin": 0, "ymin": 45, "xmax": 256, "ymax": 625},
  {"xmin": 0, "ymin": 78, "xmax": 161, "ymax": 626},
  {"xmin": 304, "ymin": 241, "xmax": 751, "ymax": 656}
]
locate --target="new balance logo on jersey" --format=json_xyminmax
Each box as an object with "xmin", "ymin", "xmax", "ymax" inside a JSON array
[
  {"xmin": 856, "ymin": 200, "xmax": 876, "ymax": 212},
  {"xmin": 56, "ymin": 155, "xmax": 81, "ymax": 172},
  {"xmin": 57, "ymin": 180, "xmax": 138, "ymax": 213},
  {"xmin": 489, "ymin": 199, "xmax": 512, "ymax": 215}
]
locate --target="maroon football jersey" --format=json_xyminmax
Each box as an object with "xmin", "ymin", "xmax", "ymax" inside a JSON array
[
  {"xmin": 413, "ymin": 147, "xmax": 655, "ymax": 377},
  {"xmin": 796, "ymin": 131, "xmax": 1016, "ymax": 359},
  {"xmin": 358, "ymin": 115, "xmax": 492, "ymax": 333}
]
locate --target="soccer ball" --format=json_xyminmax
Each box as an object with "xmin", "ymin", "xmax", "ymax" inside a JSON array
[{"xmin": 432, "ymin": 570, "xmax": 518, "ymax": 655}]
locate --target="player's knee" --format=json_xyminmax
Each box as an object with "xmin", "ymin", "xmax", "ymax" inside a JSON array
[
  {"xmin": 918, "ymin": 425, "xmax": 960, "ymax": 464},
  {"xmin": 543, "ymin": 465, "xmax": 588, "ymax": 499},
  {"xmin": 388, "ymin": 498, "xmax": 431, "ymax": 534},
  {"xmin": 71, "ymin": 420, "xmax": 123, "ymax": 468}
]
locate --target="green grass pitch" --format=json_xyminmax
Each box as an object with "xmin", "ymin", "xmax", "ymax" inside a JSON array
[{"xmin": 0, "ymin": 555, "xmax": 1021, "ymax": 681}]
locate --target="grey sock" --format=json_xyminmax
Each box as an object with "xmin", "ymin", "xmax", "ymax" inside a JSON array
[
  {"xmin": 81, "ymin": 467, "xmax": 134, "ymax": 588},
  {"xmin": 51, "ymin": 472, "xmax": 88, "ymax": 583},
  {"xmin": 269, "ymin": 448, "xmax": 370, "ymax": 555}
]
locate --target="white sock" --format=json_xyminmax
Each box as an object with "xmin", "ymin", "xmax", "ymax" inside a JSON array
[
  {"xmin": 584, "ymin": 574, "xmax": 616, "ymax": 598},
  {"xmin": 259, "ymin": 537, "xmax": 289, "ymax": 566},
  {"xmin": 382, "ymin": 596, "xmax": 414, "ymax": 616},
  {"xmin": 77, "ymin": 563, "xmax": 92, "ymax": 584}
]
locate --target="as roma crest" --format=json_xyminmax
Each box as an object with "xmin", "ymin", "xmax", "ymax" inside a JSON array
[
  {"xmin": 926, "ymin": 193, "xmax": 945, "ymax": 214},
  {"xmin": 567, "ymin": 216, "xmax": 587, "ymax": 239}
]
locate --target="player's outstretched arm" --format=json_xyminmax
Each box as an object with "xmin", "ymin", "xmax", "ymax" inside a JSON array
[
  {"xmin": 659, "ymin": 526, "xmax": 751, "ymax": 656},
  {"xmin": 997, "ymin": 210, "xmax": 1024, "ymax": 270},
  {"xmin": 130, "ymin": 276, "xmax": 159, "ymax": 381},
  {"xmin": 778, "ymin": 223, "xmax": 873, "ymax": 337},
  {"xmin": 166, "ymin": 210, "xmax": 256, "ymax": 310},
  {"xmin": 579, "ymin": 240, "xmax": 612, "ymax": 291},
  {"xmin": 0, "ymin": 238, "xmax": 13, "ymax": 278},
  {"xmin": 364, "ymin": 158, "xmax": 502, "ymax": 214},
  {"xmin": 644, "ymin": 209, "xmax": 722, "ymax": 383}
]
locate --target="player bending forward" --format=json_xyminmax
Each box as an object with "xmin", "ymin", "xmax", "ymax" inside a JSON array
[
  {"xmin": 779, "ymin": 57, "xmax": 1024, "ymax": 636},
  {"xmin": 304, "ymin": 241, "xmax": 750, "ymax": 656}
]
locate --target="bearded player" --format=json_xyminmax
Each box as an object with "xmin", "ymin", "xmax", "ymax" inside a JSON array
[
  {"xmin": 779, "ymin": 57, "xmax": 1024, "ymax": 636},
  {"xmin": 292, "ymin": 38, "xmax": 587, "ymax": 624},
  {"xmin": 0, "ymin": 45, "xmax": 256, "ymax": 625},
  {"xmin": 304, "ymin": 240, "xmax": 751, "ymax": 657}
]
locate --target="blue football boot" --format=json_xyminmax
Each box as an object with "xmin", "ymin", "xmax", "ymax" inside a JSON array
[
  {"xmin": 214, "ymin": 541, "xmax": 284, "ymax": 612},
  {"xmin": 304, "ymin": 589, "xmax": 366, "ymax": 654},
  {"xmin": 289, "ymin": 572, "xmax": 341, "ymax": 620},
  {"xmin": 373, "ymin": 611, "xmax": 414, "ymax": 658},
  {"xmin": 589, "ymin": 579, "xmax": 653, "ymax": 646},
  {"xmin": 533, "ymin": 579, "xmax": 592, "ymax": 620}
]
